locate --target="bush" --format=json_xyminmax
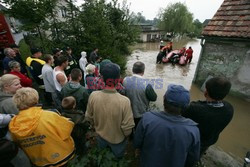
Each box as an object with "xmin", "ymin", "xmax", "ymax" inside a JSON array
[{"xmin": 69, "ymin": 146, "xmax": 131, "ymax": 167}]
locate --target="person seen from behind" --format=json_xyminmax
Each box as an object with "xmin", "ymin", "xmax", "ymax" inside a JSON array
[
  {"xmin": 85, "ymin": 63, "xmax": 135, "ymax": 158},
  {"xmin": 185, "ymin": 46, "xmax": 193, "ymax": 63},
  {"xmin": 61, "ymin": 68, "xmax": 89, "ymax": 112},
  {"xmin": 134, "ymin": 84, "xmax": 200, "ymax": 167},
  {"xmin": 61, "ymin": 96, "xmax": 89, "ymax": 155},
  {"xmin": 123, "ymin": 61, "xmax": 157, "ymax": 128},
  {"xmin": 9, "ymin": 87, "xmax": 75, "ymax": 167},
  {"xmin": 182, "ymin": 77, "xmax": 234, "ymax": 157}
]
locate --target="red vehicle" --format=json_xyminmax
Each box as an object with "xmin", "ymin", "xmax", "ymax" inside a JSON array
[{"xmin": 0, "ymin": 14, "xmax": 15, "ymax": 74}]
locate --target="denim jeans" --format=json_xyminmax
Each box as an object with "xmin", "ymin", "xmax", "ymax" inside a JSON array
[{"xmin": 96, "ymin": 136, "xmax": 127, "ymax": 158}]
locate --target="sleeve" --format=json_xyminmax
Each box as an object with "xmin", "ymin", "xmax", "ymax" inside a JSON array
[
  {"xmin": 3, "ymin": 59, "xmax": 9, "ymax": 71},
  {"xmin": 31, "ymin": 61, "xmax": 43, "ymax": 77},
  {"xmin": 79, "ymin": 59, "xmax": 84, "ymax": 71},
  {"xmin": 20, "ymin": 74, "xmax": 32, "ymax": 87},
  {"xmin": 182, "ymin": 103, "xmax": 196, "ymax": 119},
  {"xmin": 185, "ymin": 132, "xmax": 200, "ymax": 167},
  {"xmin": 52, "ymin": 113, "xmax": 74, "ymax": 140},
  {"xmin": 79, "ymin": 90, "xmax": 89, "ymax": 112},
  {"xmin": 2, "ymin": 99, "xmax": 19, "ymax": 115},
  {"xmin": 145, "ymin": 84, "xmax": 157, "ymax": 101},
  {"xmin": 85, "ymin": 94, "xmax": 94, "ymax": 125},
  {"xmin": 47, "ymin": 70, "xmax": 56, "ymax": 89},
  {"xmin": 133, "ymin": 118, "xmax": 144, "ymax": 149},
  {"xmin": 121, "ymin": 99, "xmax": 135, "ymax": 137},
  {"xmin": 0, "ymin": 114, "xmax": 12, "ymax": 128}
]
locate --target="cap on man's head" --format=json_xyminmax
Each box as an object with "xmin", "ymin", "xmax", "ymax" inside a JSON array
[
  {"xmin": 164, "ymin": 84, "xmax": 190, "ymax": 107},
  {"xmin": 101, "ymin": 63, "xmax": 120, "ymax": 81},
  {"xmin": 31, "ymin": 48, "xmax": 42, "ymax": 55}
]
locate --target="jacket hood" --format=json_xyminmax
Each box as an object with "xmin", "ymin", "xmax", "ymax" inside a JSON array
[
  {"xmin": 63, "ymin": 81, "xmax": 82, "ymax": 94},
  {"xmin": 81, "ymin": 51, "xmax": 87, "ymax": 58},
  {"xmin": 0, "ymin": 91, "xmax": 13, "ymax": 102},
  {"xmin": 151, "ymin": 111, "xmax": 198, "ymax": 126},
  {"xmin": 9, "ymin": 106, "xmax": 42, "ymax": 137}
]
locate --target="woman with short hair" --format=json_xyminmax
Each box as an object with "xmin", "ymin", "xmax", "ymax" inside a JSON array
[
  {"xmin": 8, "ymin": 61, "xmax": 32, "ymax": 87},
  {"xmin": 0, "ymin": 74, "xmax": 22, "ymax": 114},
  {"xmin": 9, "ymin": 87, "xmax": 75, "ymax": 167}
]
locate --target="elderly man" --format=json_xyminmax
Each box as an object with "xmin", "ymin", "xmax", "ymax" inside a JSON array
[
  {"xmin": 85, "ymin": 63, "xmax": 134, "ymax": 158},
  {"xmin": 123, "ymin": 61, "xmax": 157, "ymax": 128},
  {"xmin": 134, "ymin": 84, "xmax": 200, "ymax": 167},
  {"xmin": 2, "ymin": 48, "xmax": 16, "ymax": 74}
]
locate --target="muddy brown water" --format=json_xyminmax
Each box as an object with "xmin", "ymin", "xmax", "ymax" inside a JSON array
[{"xmin": 126, "ymin": 39, "xmax": 250, "ymax": 162}]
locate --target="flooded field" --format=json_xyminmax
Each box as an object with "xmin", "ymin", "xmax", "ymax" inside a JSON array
[{"xmin": 126, "ymin": 39, "xmax": 250, "ymax": 162}]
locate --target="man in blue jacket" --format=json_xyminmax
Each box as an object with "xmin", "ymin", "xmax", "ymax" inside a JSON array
[{"xmin": 134, "ymin": 84, "xmax": 200, "ymax": 167}]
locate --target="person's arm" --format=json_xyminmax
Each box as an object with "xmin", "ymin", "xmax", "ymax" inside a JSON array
[
  {"xmin": 0, "ymin": 114, "xmax": 12, "ymax": 128},
  {"xmin": 51, "ymin": 113, "xmax": 74, "ymax": 140},
  {"xmin": 85, "ymin": 94, "xmax": 94, "ymax": 125},
  {"xmin": 46, "ymin": 70, "xmax": 56, "ymax": 89},
  {"xmin": 56, "ymin": 73, "xmax": 67, "ymax": 87},
  {"xmin": 145, "ymin": 84, "xmax": 157, "ymax": 101},
  {"xmin": 80, "ymin": 90, "xmax": 89, "ymax": 112},
  {"xmin": 79, "ymin": 59, "xmax": 84, "ymax": 71},
  {"xmin": 121, "ymin": 99, "xmax": 135, "ymax": 137},
  {"xmin": 133, "ymin": 118, "xmax": 144, "ymax": 149},
  {"xmin": 185, "ymin": 133, "xmax": 200, "ymax": 167},
  {"xmin": 19, "ymin": 73, "xmax": 32, "ymax": 87}
]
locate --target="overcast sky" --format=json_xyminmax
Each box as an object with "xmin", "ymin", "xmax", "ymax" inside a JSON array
[{"xmin": 76, "ymin": 0, "xmax": 224, "ymax": 22}]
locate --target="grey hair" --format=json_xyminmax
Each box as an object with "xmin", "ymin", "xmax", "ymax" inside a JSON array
[
  {"xmin": 4, "ymin": 48, "xmax": 12, "ymax": 56},
  {"xmin": 8, "ymin": 61, "xmax": 20, "ymax": 69}
]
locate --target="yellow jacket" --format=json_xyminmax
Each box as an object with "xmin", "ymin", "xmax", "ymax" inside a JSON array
[
  {"xmin": 26, "ymin": 57, "xmax": 45, "ymax": 67},
  {"xmin": 9, "ymin": 107, "xmax": 75, "ymax": 167}
]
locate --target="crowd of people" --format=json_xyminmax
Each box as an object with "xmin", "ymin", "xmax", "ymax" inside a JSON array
[
  {"xmin": 0, "ymin": 44, "xmax": 234, "ymax": 167},
  {"xmin": 157, "ymin": 41, "xmax": 193, "ymax": 65}
]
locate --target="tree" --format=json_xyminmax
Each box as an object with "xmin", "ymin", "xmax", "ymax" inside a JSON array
[
  {"xmin": 192, "ymin": 19, "xmax": 203, "ymax": 37},
  {"xmin": 1, "ymin": 0, "xmax": 58, "ymax": 49},
  {"xmin": 158, "ymin": 2, "xmax": 194, "ymax": 36}
]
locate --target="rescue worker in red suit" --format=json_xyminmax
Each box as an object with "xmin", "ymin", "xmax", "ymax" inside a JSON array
[
  {"xmin": 185, "ymin": 46, "xmax": 193, "ymax": 63},
  {"xmin": 179, "ymin": 46, "xmax": 186, "ymax": 56}
]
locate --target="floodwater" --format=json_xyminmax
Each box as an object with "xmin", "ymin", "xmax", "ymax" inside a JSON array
[{"xmin": 126, "ymin": 39, "xmax": 250, "ymax": 162}]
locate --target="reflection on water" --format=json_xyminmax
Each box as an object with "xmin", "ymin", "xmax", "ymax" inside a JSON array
[{"xmin": 127, "ymin": 39, "xmax": 250, "ymax": 161}]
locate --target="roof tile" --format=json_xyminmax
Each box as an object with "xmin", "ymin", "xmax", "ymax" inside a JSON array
[{"xmin": 202, "ymin": 0, "xmax": 250, "ymax": 38}]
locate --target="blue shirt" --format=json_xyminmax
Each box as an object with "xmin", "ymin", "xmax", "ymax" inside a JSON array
[
  {"xmin": 3, "ymin": 56, "xmax": 14, "ymax": 72},
  {"xmin": 134, "ymin": 111, "xmax": 200, "ymax": 167}
]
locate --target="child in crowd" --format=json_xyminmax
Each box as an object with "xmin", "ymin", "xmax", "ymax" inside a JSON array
[
  {"xmin": 61, "ymin": 96, "xmax": 89, "ymax": 155},
  {"xmin": 85, "ymin": 64, "xmax": 101, "ymax": 94}
]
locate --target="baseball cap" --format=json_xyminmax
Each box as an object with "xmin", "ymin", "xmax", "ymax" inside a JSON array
[
  {"xmin": 164, "ymin": 84, "xmax": 190, "ymax": 107},
  {"xmin": 101, "ymin": 63, "xmax": 120, "ymax": 81}
]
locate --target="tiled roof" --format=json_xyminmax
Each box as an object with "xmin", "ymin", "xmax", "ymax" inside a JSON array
[{"xmin": 202, "ymin": 0, "xmax": 250, "ymax": 39}]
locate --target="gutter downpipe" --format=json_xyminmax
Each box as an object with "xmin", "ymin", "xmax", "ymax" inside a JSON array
[{"xmin": 192, "ymin": 37, "xmax": 205, "ymax": 84}]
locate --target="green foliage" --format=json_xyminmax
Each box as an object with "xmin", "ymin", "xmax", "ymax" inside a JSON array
[
  {"xmin": 130, "ymin": 12, "xmax": 159, "ymax": 26},
  {"xmin": 192, "ymin": 19, "xmax": 203, "ymax": 37},
  {"xmin": 68, "ymin": 146, "xmax": 131, "ymax": 167},
  {"xmin": 18, "ymin": 39, "xmax": 31, "ymax": 60},
  {"xmin": 1, "ymin": 0, "xmax": 139, "ymax": 73},
  {"xmin": 158, "ymin": 2, "xmax": 194, "ymax": 36}
]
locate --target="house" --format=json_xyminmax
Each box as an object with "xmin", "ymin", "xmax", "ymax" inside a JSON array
[
  {"xmin": 194, "ymin": 0, "xmax": 250, "ymax": 99},
  {"xmin": 138, "ymin": 24, "xmax": 167, "ymax": 42}
]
